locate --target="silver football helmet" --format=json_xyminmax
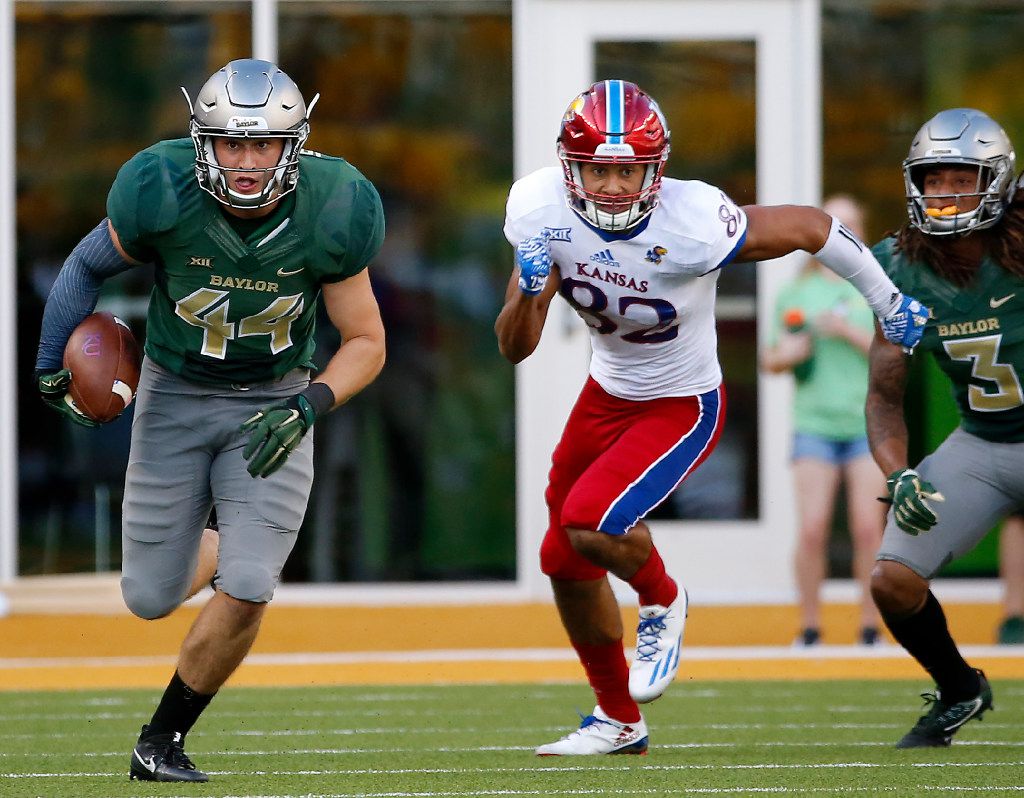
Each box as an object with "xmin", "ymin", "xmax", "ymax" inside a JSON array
[
  {"xmin": 182, "ymin": 59, "xmax": 320, "ymax": 209},
  {"xmin": 903, "ymin": 108, "xmax": 1016, "ymax": 236}
]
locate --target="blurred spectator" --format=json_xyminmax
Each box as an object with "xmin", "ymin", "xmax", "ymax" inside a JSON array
[
  {"xmin": 761, "ymin": 195, "xmax": 885, "ymax": 646},
  {"xmin": 998, "ymin": 516, "xmax": 1024, "ymax": 644}
]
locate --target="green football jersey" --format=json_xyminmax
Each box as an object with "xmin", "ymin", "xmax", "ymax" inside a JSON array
[
  {"xmin": 107, "ymin": 138, "xmax": 385, "ymax": 385},
  {"xmin": 874, "ymin": 237, "xmax": 1024, "ymax": 442}
]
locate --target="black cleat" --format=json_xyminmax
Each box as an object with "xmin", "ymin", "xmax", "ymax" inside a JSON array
[
  {"xmin": 896, "ymin": 669, "xmax": 993, "ymax": 748},
  {"xmin": 129, "ymin": 725, "xmax": 209, "ymax": 782}
]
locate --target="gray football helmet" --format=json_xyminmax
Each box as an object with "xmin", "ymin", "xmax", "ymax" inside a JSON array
[
  {"xmin": 903, "ymin": 108, "xmax": 1016, "ymax": 236},
  {"xmin": 182, "ymin": 59, "xmax": 320, "ymax": 209}
]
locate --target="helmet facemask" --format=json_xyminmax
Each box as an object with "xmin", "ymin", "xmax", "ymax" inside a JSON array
[
  {"xmin": 192, "ymin": 123, "xmax": 309, "ymax": 210},
  {"xmin": 559, "ymin": 144, "xmax": 668, "ymax": 232},
  {"xmin": 903, "ymin": 108, "xmax": 1016, "ymax": 236},
  {"xmin": 183, "ymin": 59, "xmax": 320, "ymax": 210},
  {"xmin": 904, "ymin": 160, "xmax": 1013, "ymax": 236}
]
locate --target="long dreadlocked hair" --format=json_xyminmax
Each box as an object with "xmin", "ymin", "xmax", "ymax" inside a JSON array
[{"xmin": 893, "ymin": 185, "xmax": 1024, "ymax": 286}]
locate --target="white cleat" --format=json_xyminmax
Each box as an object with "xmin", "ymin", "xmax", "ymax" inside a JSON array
[
  {"xmin": 629, "ymin": 589, "xmax": 688, "ymax": 703},
  {"xmin": 535, "ymin": 705, "xmax": 648, "ymax": 756}
]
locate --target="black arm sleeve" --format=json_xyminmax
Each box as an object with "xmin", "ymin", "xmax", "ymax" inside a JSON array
[{"xmin": 34, "ymin": 220, "xmax": 141, "ymax": 373}]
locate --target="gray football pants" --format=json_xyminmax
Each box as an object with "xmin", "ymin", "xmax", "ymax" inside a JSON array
[
  {"xmin": 878, "ymin": 427, "xmax": 1024, "ymax": 579},
  {"xmin": 120, "ymin": 357, "xmax": 313, "ymax": 619}
]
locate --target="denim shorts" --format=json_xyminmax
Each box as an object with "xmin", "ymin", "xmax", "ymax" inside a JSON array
[{"xmin": 792, "ymin": 431, "xmax": 870, "ymax": 465}]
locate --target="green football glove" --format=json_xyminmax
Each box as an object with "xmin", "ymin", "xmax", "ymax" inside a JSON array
[
  {"xmin": 37, "ymin": 368, "xmax": 99, "ymax": 428},
  {"xmin": 240, "ymin": 393, "xmax": 318, "ymax": 479},
  {"xmin": 886, "ymin": 467, "xmax": 945, "ymax": 535}
]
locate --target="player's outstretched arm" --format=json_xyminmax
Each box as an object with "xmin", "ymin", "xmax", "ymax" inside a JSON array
[
  {"xmin": 495, "ymin": 235, "xmax": 561, "ymax": 364},
  {"xmin": 736, "ymin": 204, "xmax": 832, "ymax": 262},
  {"xmin": 739, "ymin": 205, "xmax": 928, "ymax": 350}
]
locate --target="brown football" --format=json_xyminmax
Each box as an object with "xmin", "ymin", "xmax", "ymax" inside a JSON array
[{"xmin": 63, "ymin": 312, "xmax": 142, "ymax": 423}]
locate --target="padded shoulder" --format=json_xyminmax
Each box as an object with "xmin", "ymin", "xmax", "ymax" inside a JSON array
[
  {"xmin": 301, "ymin": 152, "xmax": 385, "ymax": 282},
  {"xmin": 504, "ymin": 167, "xmax": 565, "ymax": 246},
  {"xmin": 106, "ymin": 139, "xmax": 195, "ymax": 255},
  {"xmin": 870, "ymin": 236, "xmax": 903, "ymax": 280},
  {"xmin": 649, "ymin": 179, "xmax": 748, "ymax": 273},
  {"xmin": 656, "ymin": 179, "xmax": 746, "ymax": 244}
]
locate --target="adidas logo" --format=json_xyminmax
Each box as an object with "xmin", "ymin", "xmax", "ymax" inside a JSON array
[
  {"xmin": 590, "ymin": 249, "xmax": 620, "ymax": 269},
  {"xmin": 616, "ymin": 726, "xmax": 640, "ymax": 744}
]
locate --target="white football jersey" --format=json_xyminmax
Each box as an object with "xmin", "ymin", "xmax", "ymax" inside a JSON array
[{"xmin": 504, "ymin": 167, "xmax": 749, "ymax": 400}]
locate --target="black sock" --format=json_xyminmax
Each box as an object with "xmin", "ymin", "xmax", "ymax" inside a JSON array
[
  {"xmin": 144, "ymin": 671, "xmax": 215, "ymax": 740},
  {"xmin": 882, "ymin": 591, "xmax": 980, "ymax": 703}
]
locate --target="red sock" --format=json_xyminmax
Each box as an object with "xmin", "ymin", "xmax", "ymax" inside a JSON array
[
  {"xmin": 571, "ymin": 640, "xmax": 640, "ymax": 723},
  {"xmin": 628, "ymin": 548, "xmax": 678, "ymax": 608}
]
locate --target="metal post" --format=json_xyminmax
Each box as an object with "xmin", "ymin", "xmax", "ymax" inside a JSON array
[
  {"xmin": 252, "ymin": 0, "xmax": 278, "ymax": 63},
  {"xmin": 0, "ymin": 0, "xmax": 18, "ymax": 584}
]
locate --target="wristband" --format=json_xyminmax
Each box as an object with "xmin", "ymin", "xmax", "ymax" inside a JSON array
[{"xmin": 299, "ymin": 381, "xmax": 336, "ymax": 418}]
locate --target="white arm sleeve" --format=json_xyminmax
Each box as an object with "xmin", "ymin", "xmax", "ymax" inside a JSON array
[{"xmin": 813, "ymin": 215, "xmax": 901, "ymax": 317}]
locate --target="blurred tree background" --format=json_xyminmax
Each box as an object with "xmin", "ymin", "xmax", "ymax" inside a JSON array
[{"xmin": 14, "ymin": 0, "xmax": 1024, "ymax": 580}]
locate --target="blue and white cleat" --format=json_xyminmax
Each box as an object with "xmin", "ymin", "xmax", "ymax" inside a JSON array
[
  {"xmin": 535, "ymin": 706, "xmax": 648, "ymax": 756},
  {"xmin": 629, "ymin": 589, "xmax": 688, "ymax": 703}
]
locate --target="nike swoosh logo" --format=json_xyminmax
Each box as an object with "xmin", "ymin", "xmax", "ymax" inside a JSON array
[
  {"xmin": 277, "ymin": 266, "xmax": 304, "ymax": 277},
  {"xmin": 133, "ymin": 750, "xmax": 158, "ymax": 772},
  {"xmin": 990, "ymin": 294, "xmax": 1015, "ymax": 308},
  {"xmin": 942, "ymin": 697, "xmax": 982, "ymax": 731}
]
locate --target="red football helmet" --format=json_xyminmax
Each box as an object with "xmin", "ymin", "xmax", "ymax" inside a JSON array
[{"xmin": 557, "ymin": 80, "xmax": 671, "ymax": 231}]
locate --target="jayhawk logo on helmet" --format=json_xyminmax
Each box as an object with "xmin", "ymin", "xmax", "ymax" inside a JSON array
[
  {"xmin": 564, "ymin": 95, "xmax": 587, "ymax": 122},
  {"xmin": 557, "ymin": 79, "xmax": 671, "ymax": 232}
]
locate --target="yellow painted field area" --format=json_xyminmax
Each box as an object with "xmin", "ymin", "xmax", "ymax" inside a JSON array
[{"xmin": 2, "ymin": 601, "xmax": 1023, "ymax": 691}]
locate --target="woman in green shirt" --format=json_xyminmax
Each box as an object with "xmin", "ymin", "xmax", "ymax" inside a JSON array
[{"xmin": 761, "ymin": 195, "xmax": 885, "ymax": 647}]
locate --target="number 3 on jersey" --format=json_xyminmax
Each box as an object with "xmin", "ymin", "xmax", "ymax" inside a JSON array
[
  {"xmin": 559, "ymin": 277, "xmax": 679, "ymax": 343},
  {"xmin": 943, "ymin": 334, "xmax": 1024, "ymax": 411},
  {"xmin": 175, "ymin": 287, "xmax": 305, "ymax": 359}
]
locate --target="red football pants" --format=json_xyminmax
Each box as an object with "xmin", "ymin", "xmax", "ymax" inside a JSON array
[{"xmin": 540, "ymin": 377, "xmax": 725, "ymax": 581}]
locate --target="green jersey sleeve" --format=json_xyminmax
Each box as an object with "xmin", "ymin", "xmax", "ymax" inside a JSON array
[
  {"xmin": 870, "ymin": 237, "xmax": 898, "ymax": 278},
  {"xmin": 106, "ymin": 140, "xmax": 191, "ymax": 261},
  {"xmin": 308, "ymin": 164, "xmax": 385, "ymax": 283}
]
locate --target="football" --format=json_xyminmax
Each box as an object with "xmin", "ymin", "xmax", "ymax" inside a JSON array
[{"xmin": 62, "ymin": 312, "xmax": 142, "ymax": 423}]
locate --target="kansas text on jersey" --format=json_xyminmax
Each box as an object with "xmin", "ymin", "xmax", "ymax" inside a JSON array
[{"xmin": 504, "ymin": 167, "xmax": 748, "ymax": 401}]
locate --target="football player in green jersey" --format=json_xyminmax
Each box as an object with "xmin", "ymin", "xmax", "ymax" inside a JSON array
[
  {"xmin": 866, "ymin": 108, "xmax": 1024, "ymax": 748},
  {"xmin": 34, "ymin": 59, "xmax": 386, "ymax": 782}
]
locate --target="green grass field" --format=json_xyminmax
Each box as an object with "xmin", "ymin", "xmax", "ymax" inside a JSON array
[{"xmin": 2, "ymin": 680, "xmax": 1023, "ymax": 797}]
